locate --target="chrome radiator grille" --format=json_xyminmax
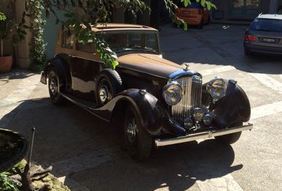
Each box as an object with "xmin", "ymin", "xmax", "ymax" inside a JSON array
[{"xmin": 171, "ymin": 75, "xmax": 202, "ymax": 123}]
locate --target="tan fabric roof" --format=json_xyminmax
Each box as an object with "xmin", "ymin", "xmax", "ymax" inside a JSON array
[{"xmin": 91, "ymin": 23, "xmax": 158, "ymax": 32}]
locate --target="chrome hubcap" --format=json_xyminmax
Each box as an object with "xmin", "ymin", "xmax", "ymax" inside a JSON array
[
  {"xmin": 127, "ymin": 118, "xmax": 137, "ymax": 143},
  {"xmin": 99, "ymin": 87, "xmax": 108, "ymax": 103},
  {"xmin": 49, "ymin": 77, "xmax": 58, "ymax": 95}
]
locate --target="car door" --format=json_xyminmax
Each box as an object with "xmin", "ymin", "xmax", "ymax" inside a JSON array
[{"xmin": 70, "ymin": 41, "xmax": 102, "ymax": 101}]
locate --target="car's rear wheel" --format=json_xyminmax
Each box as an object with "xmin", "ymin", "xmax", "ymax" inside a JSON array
[
  {"xmin": 123, "ymin": 106, "xmax": 153, "ymax": 161},
  {"xmin": 96, "ymin": 70, "xmax": 123, "ymax": 106},
  {"xmin": 216, "ymin": 122, "xmax": 243, "ymax": 144},
  {"xmin": 48, "ymin": 69, "xmax": 65, "ymax": 105}
]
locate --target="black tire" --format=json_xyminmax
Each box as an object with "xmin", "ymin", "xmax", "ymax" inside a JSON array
[
  {"xmin": 96, "ymin": 70, "xmax": 123, "ymax": 106},
  {"xmin": 123, "ymin": 106, "xmax": 153, "ymax": 161},
  {"xmin": 48, "ymin": 69, "xmax": 65, "ymax": 105},
  {"xmin": 216, "ymin": 123, "xmax": 242, "ymax": 144}
]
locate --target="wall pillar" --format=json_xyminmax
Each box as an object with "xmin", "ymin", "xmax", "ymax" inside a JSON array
[
  {"xmin": 15, "ymin": 0, "xmax": 31, "ymax": 68},
  {"xmin": 269, "ymin": 0, "xmax": 278, "ymax": 13}
]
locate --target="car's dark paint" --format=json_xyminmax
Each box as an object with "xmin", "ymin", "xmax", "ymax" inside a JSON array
[
  {"xmin": 61, "ymin": 89, "xmax": 165, "ymax": 136},
  {"xmin": 59, "ymin": 78, "xmax": 251, "ymax": 138},
  {"xmin": 41, "ymin": 24, "xmax": 252, "ymax": 148},
  {"xmin": 212, "ymin": 80, "xmax": 251, "ymax": 129},
  {"xmin": 42, "ymin": 55, "xmax": 252, "ymax": 138}
]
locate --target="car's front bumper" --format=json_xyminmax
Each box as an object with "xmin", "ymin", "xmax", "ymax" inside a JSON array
[{"xmin": 155, "ymin": 123, "xmax": 253, "ymax": 147}]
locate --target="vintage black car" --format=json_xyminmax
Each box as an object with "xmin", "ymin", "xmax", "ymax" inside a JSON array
[{"xmin": 41, "ymin": 24, "xmax": 253, "ymax": 160}]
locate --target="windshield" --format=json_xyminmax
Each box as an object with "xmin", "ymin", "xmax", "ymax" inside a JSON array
[
  {"xmin": 97, "ymin": 31, "xmax": 160, "ymax": 54},
  {"xmin": 250, "ymin": 18, "xmax": 282, "ymax": 32}
]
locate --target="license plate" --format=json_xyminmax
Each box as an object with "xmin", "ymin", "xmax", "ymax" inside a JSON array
[{"xmin": 261, "ymin": 38, "xmax": 276, "ymax": 43}]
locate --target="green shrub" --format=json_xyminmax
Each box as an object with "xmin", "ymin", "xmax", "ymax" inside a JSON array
[{"xmin": 0, "ymin": 172, "xmax": 19, "ymax": 191}]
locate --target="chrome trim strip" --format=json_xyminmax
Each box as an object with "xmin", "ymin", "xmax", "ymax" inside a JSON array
[
  {"xmin": 60, "ymin": 93, "xmax": 110, "ymax": 122},
  {"xmin": 155, "ymin": 123, "xmax": 253, "ymax": 147}
]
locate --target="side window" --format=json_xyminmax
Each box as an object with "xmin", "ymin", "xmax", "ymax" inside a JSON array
[
  {"xmin": 62, "ymin": 27, "xmax": 75, "ymax": 49},
  {"xmin": 76, "ymin": 40, "xmax": 96, "ymax": 53}
]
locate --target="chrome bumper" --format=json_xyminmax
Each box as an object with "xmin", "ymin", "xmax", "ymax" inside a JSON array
[{"xmin": 155, "ymin": 123, "xmax": 253, "ymax": 147}]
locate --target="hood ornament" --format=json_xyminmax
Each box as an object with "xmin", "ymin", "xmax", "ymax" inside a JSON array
[{"xmin": 182, "ymin": 63, "xmax": 189, "ymax": 71}]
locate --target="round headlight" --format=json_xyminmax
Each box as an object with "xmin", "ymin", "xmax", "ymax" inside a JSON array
[
  {"xmin": 206, "ymin": 78, "xmax": 226, "ymax": 102},
  {"xmin": 163, "ymin": 81, "xmax": 182, "ymax": 106}
]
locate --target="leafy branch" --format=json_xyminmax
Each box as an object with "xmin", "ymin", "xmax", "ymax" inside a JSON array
[
  {"xmin": 164, "ymin": 0, "xmax": 216, "ymax": 30},
  {"xmin": 18, "ymin": 0, "xmax": 215, "ymax": 70}
]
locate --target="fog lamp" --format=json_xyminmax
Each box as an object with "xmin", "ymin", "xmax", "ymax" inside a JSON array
[
  {"xmin": 192, "ymin": 107, "xmax": 205, "ymax": 122},
  {"xmin": 203, "ymin": 113, "xmax": 214, "ymax": 126}
]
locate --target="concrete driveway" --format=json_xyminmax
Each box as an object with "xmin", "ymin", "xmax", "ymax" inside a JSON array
[{"xmin": 1, "ymin": 24, "xmax": 282, "ymax": 191}]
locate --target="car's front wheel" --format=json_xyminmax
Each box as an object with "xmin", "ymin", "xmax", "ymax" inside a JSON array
[
  {"xmin": 48, "ymin": 69, "xmax": 65, "ymax": 105},
  {"xmin": 123, "ymin": 106, "xmax": 153, "ymax": 161}
]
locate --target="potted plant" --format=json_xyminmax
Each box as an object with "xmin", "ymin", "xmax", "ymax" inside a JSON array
[{"xmin": 0, "ymin": 11, "xmax": 13, "ymax": 72}]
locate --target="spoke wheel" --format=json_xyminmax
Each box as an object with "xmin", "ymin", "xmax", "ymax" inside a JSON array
[
  {"xmin": 97, "ymin": 79, "xmax": 112, "ymax": 105},
  {"xmin": 48, "ymin": 69, "xmax": 65, "ymax": 105},
  {"xmin": 123, "ymin": 106, "xmax": 152, "ymax": 161}
]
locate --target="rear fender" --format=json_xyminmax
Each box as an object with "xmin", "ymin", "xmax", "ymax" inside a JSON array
[{"xmin": 41, "ymin": 55, "xmax": 71, "ymax": 90}]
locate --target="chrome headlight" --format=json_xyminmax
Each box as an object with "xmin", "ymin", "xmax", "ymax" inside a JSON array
[
  {"xmin": 206, "ymin": 78, "xmax": 227, "ymax": 102},
  {"xmin": 163, "ymin": 81, "xmax": 182, "ymax": 106}
]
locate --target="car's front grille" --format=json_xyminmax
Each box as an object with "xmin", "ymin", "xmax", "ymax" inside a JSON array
[{"xmin": 171, "ymin": 75, "xmax": 202, "ymax": 124}]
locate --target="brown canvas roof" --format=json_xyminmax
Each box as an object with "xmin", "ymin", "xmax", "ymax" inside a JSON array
[{"xmin": 91, "ymin": 23, "xmax": 158, "ymax": 32}]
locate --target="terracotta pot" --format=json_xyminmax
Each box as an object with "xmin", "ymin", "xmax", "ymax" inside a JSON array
[{"xmin": 0, "ymin": 56, "xmax": 13, "ymax": 72}]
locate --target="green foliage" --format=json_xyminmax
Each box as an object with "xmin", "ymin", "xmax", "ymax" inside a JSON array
[
  {"xmin": 165, "ymin": 0, "xmax": 216, "ymax": 31},
  {"xmin": 0, "ymin": 11, "xmax": 7, "ymax": 21},
  {"xmin": 0, "ymin": 12, "xmax": 12, "ymax": 40},
  {"xmin": 0, "ymin": 11, "xmax": 15, "ymax": 56},
  {"xmin": 96, "ymin": 38, "xmax": 119, "ymax": 69},
  {"xmin": 21, "ymin": 0, "xmax": 215, "ymax": 70},
  {"xmin": 25, "ymin": 0, "xmax": 47, "ymax": 71},
  {"xmin": 196, "ymin": 0, "xmax": 217, "ymax": 10},
  {"xmin": 0, "ymin": 172, "xmax": 19, "ymax": 191},
  {"xmin": 68, "ymin": 24, "xmax": 119, "ymax": 69}
]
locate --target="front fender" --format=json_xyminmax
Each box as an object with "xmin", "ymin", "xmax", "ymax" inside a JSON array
[
  {"xmin": 213, "ymin": 80, "xmax": 251, "ymax": 128},
  {"xmin": 91, "ymin": 89, "xmax": 163, "ymax": 136}
]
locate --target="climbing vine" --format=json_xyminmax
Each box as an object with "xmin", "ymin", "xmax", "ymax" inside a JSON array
[{"xmin": 25, "ymin": 0, "xmax": 47, "ymax": 71}]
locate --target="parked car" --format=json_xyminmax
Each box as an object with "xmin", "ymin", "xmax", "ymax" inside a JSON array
[
  {"xmin": 41, "ymin": 24, "xmax": 253, "ymax": 160},
  {"xmin": 175, "ymin": 2, "xmax": 210, "ymax": 28},
  {"xmin": 244, "ymin": 14, "xmax": 282, "ymax": 56}
]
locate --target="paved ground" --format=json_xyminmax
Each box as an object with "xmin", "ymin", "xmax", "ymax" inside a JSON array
[{"xmin": 0, "ymin": 24, "xmax": 282, "ymax": 191}]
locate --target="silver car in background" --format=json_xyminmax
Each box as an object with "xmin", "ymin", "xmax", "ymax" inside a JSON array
[{"xmin": 244, "ymin": 14, "xmax": 282, "ymax": 56}]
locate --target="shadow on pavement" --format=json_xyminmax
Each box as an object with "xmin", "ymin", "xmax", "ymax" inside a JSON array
[
  {"xmin": 70, "ymin": 141, "xmax": 241, "ymax": 191},
  {"xmin": 0, "ymin": 69, "xmax": 35, "ymax": 81},
  {"xmin": 0, "ymin": 97, "xmax": 243, "ymax": 191}
]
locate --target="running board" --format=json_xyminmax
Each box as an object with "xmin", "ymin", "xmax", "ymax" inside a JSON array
[{"xmin": 155, "ymin": 123, "xmax": 253, "ymax": 147}]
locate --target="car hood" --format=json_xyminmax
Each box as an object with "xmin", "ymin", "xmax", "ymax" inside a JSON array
[{"xmin": 117, "ymin": 53, "xmax": 183, "ymax": 79}]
